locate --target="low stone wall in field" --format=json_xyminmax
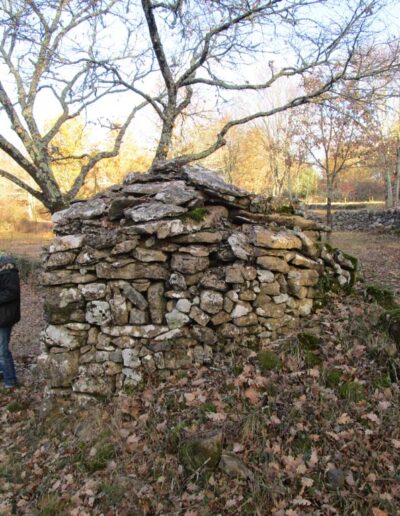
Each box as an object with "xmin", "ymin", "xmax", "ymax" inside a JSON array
[
  {"xmin": 308, "ymin": 208, "xmax": 400, "ymax": 231},
  {"xmin": 38, "ymin": 166, "xmax": 355, "ymax": 399}
]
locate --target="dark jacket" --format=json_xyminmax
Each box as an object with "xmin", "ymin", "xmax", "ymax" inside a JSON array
[{"xmin": 0, "ymin": 259, "xmax": 21, "ymax": 327}]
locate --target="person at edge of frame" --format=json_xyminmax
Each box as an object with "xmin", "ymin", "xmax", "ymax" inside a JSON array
[{"xmin": 0, "ymin": 252, "xmax": 20, "ymax": 389}]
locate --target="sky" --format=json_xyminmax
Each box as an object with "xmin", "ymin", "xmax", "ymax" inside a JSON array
[{"xmin": 0, "ymin": 0, "xmax": 399, "ymax": 192}]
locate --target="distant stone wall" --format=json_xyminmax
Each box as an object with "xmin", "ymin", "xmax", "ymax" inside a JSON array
[
  {"xmin": 308, "ymin": 208, "xmax": 400, "ymax": 231},
  {"xmin": 39, "ymin": 166, "xmax": 354, "ymax": 398}
]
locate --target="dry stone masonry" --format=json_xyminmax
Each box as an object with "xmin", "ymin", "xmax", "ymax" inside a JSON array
[
  {"xmin": 308, "ymin": 208, "xmax": 400, "ymax": 232},
  {"xmin": 39, "ymin": 166, "xmax": 355, "ymax": 398}
]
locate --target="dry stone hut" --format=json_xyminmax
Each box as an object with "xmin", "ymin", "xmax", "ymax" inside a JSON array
[{"xmin": 39, "ymin": 165, "xmax": 355, "ymax": 398}]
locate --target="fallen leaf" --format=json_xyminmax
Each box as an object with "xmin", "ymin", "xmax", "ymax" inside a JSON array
[
  {"xmin": 244, "ymin": 387, "xmax": 261, "ymax": 405},
  {"xmin": 372, "ymin": 508, "xmax": 388, "ymax": 516}
]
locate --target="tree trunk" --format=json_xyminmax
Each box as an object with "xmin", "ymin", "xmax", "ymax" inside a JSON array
[
  {"xmin": 384, "ymin": 169, "xmax": 394, "ymax": 208},
  {"xmin": 326, "ymin": 179, "xmax": 333, "ymax": 228},
  {"xmin": 287, "ymin": 166, "xmax": 292, "ymax": 201},
  {"xmin": 394, "ymin": 147, "xmax": 400, "ymax": 208},
  {"xmin": 151, "ymin": 105, "xmax": 176, "ymax": 170}
]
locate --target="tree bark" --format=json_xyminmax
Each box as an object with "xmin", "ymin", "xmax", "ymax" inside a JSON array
[
  {"xmin": 384, "ymin": 169, "xmax": 394, "ymax": 208},
  {"xmin": 394, "ymin": 146, "xmax": 400, "ymax": 208},
  {"xmin": 326, "ymin": 178, "xmax": 334, "ymax": 228}
]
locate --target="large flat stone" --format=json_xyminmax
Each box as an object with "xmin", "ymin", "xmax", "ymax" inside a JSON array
[
  {"xmin": 132, "ymin": 247, "xmax": 168, "ymax": 262},
  {"xmin": 41, "ymin": 270, "xmax": 97, "ymax": 286},
  {"xmin": 123, "ymin": 181, "xmax": 180, "ymax": 196},
  {"xmin": 125, "ymin": 201, "xmax": 187, "ymax": 222},
  {"xmin": 53, "ymin": 199, "xmax": 107, "ymax": 222},
  {"xmin": 171, "ymin": 253, "xmax": 209, "ymax": 274},
  {"xmin": 257, "ymin": 256, "xmax": 290, "ymax": 273},
  {"xmin": 102, "ymin": 325, "xmax": 170, "ymax": 338},
  {"xmin": 183, "ymin": 165, "xmax": 248, "ymax": 197},
  {"xmin": 96, "ymin": 262, "xmax": 168, "ymax": 280},
  {"xmin": 49, "ymin": 234, "xmax": 84, "ymax": 253},
  {"xmin": 42, "ymin": 325, "xmax": 85, "ymax": 350},
  {"xmin": 253, "ymin": 228, "xmax": 302, "ymax": 249}
]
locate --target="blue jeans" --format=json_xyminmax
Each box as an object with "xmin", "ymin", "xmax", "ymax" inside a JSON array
[{"xmin": 0, "ymin": 326, "xmax": 17, "ymax": 387}]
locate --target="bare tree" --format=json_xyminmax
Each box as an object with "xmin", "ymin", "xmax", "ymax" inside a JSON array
[
  {"xmin": 102, "ymin": 0, "xmax": 399, "ymax": 172},
  {"xmin": 299, "ymin": 82, "xmax": 375, "ymax": 226},
  {"xmin": 0, "ymin": 0, "xmax": 148, "ymax": 213},
  {"xmin": 0, "ymin": 0, "xmax": 399, "ymax": 213}
]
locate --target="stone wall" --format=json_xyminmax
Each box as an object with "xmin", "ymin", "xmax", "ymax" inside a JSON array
[
  {"xmin": 308, "ymin": 208, "xmax": 400, "ymax": 231},
  {"xmin": 39, "ymin": 166, "xmax": 355, "ymax": 398}
]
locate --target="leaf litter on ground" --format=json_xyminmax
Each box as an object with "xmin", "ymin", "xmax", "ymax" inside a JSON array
[{"xmin": 1, "ymin": 232, "xmax": 400, "ymax": 514}]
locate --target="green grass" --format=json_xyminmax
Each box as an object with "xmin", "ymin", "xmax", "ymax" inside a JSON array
[
  {"xmin": 257, "ymin": 350, "xmax": 282, "ymax": 372},
  {"xmin": 339, "ymin": 381, "xmax": 365, "ymax": 402},
  {"xmin": 366, "ymin": 284, "xmax": 397, "ymax": 310}
]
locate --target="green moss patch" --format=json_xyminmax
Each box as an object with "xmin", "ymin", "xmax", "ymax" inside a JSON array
[
  {"xmin": 185, "ymin": 208, "xmax": 208, "ymax": 222},
  {"xmin": 366, "ymin": 285, "xmax": 397, "ymax": 310},
  {"xmin": 276, "ymin": 205, "xmax": 295, "ymax": 214}
]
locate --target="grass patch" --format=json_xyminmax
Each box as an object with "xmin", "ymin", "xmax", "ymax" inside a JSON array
[
  {"xmin": 298, "ymin": 332, "xmax": 321, "ymax": 351},
  {"xmin": 34, "ymin": 494, "xmax": 66, "ymax": 516},
  {"xmin": 0, "ymin": 452, "xmax": 24, "ymax": 483},
  {"xmin": 366, "ymin": 284, "xmax": 397, "ymax": 310},
  {"xmin": 304, "ymin": 350, "xmax": 323, "ymax": 368},
  {"xmin": 74, "ymin": 430, "xmax": 117, "ymax": 473},
  {"xmin": 339, "ymin": 381, "xmax": 365, "ymax": 402},
  {"xmin": 178, "ymin": 434, "xmax": 222, "ymax": 474},
  {"xmin": 100, "ymin": 480, "xmax": 125, "ymax": 506},
  {"xmin": 257, "ymin": 350, "xmax": 282, "ymax": 372},
  {"xmin": 324, "ymin": 369, "xmax": 342, "ymax": 387},
  {"xmin": 372, "ymin": 374, "xmax": 392, "ymax": 389},
  {"xmin": 7, "ymin": 400, "xmax": 29, "ymax": 413},
  {"xmin": 291, "ymin": 433, "xmax": 312, "ymax": 460}
]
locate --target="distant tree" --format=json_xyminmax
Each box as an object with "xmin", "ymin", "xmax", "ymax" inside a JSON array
[{"xmin": 298, "ymin": 76, "xmax": 386, "ymax": 225}]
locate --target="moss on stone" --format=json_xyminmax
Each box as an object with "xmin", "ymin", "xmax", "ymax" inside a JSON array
[
  {"xmin": 317, "ymin": 274, "xmax": 341, "ymax": 294},
  {"xmin": 342, "ymin": 252, "xmax": 358, "ymax": 287},
  {"xmin": 185, "ymin": 207, "xmax": 208, "ymax": 221},
  {"xmin": 342, "ymin": 252, "xmax": 358, "ymax": 271},
  {"xmin": 366, "ymin": 285, "xmax": 397, "ymax": 310},
  {"xmin": 317, "ymin": 241, "xmax": 336, "ymax": 254},
  {"xmin": 257, "ymin": 350, "xmax": 282, "ymax": 372},
  {"xmin": 275, "ymin": 205, "xmax": 295, "ymax": 214},
  {"xmin": 339, "ymin": 381, "xmax": 365, "ymax": 402}
]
